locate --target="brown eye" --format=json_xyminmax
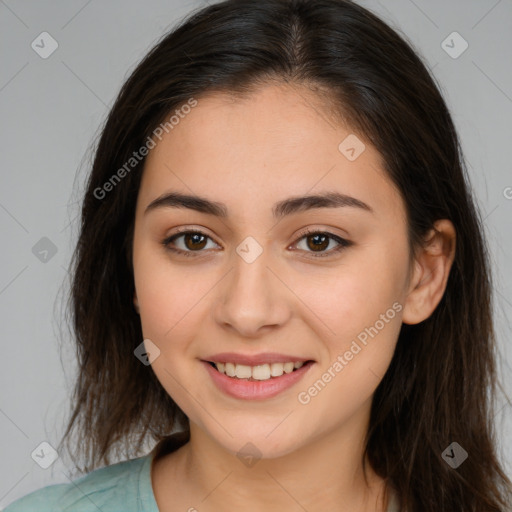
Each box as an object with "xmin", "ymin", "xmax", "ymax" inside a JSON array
[
  {"xmin": 182, "ymin": 232, "xmax": 208, "ymax": 250},
  {"xmin": 162, "ymin": 228, "xmax": 352, "ymax": 259},
  {"xmin": 305, "ymin": 233, "xmax": 330, "ymax": 252},
  {"xmin": 293, "ymin": 229, "xmax": 352, "ymax": 258},
  {"xmin": 162, "ymin": 229, "xmax": 218, "ymax": 257}
]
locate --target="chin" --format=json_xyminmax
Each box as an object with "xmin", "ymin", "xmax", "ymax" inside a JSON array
[{"xmin": 207, "ymin": 423, "xmax": 305, "ymax": 461}]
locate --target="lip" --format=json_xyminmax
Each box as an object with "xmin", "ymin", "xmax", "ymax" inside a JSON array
[
  {"xmin": 201, "ymin": 360, "xmax": 315, "ymax": 400},
  {"xmin": 202, "ymin": 352, "xmax": 314, "ymax": 366}
]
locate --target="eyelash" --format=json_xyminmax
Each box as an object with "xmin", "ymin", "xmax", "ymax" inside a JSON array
[{"xmin": 161, "ymin": 227, "xmax": 352, "ymax": 259}]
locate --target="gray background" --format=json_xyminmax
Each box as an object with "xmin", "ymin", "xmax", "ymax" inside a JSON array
[{"xmin": 1, "ymin": 0, "xmax": 511, "ymax": 508}]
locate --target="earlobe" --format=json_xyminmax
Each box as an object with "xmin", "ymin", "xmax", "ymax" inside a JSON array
[
  {"xmin": 402, "ymin": 219, "xmax": 456, "ymax": 325},
  {"xmin": 133, "ymin": 293, "xmax": 140, "ymax": 314}
]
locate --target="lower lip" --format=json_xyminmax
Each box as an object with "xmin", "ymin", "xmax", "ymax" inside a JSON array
[{"xmin": 201, "ymin": 360, "xmax": 315, "ymax": 400}]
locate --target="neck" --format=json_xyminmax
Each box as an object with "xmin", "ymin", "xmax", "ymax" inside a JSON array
[{"xmin": 155, "ymin": 409, "xmax": 390, "ymax": 511}]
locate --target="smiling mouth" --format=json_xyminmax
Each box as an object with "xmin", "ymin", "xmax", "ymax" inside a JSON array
[{"xmin": 206, "ymin": 360, "xmax": 315, "ymax": 381}]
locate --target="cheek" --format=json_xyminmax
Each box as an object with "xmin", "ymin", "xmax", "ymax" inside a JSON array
[
  {"xmin": 291, "ymin": 242, "xmax": 407, "ymax": 385},
  {"xmin": 294, "ymin": 289, "xmax": 402, "ymax": 438},
  {"xmin": 133, "ymin": 240, "xmax": 204, "ymax": 338},
  {"xmin": 134, "ymin": 253, "xmax": 208, "ymax": 414},
  {"xmin": 294, "ymin": 253, "xmax": 406, "ymax": 341}
]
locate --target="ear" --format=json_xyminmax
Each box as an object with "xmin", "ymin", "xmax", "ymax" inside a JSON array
[
  {"xmin": 133, "ymin": 291, "xmax": 140, "ymax": 314},
  {"xmin": 402, "ymin": 219, "xmax": 456, "ymax": 325}
]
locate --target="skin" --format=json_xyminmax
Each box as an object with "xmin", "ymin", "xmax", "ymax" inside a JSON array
[{"xmin": 131, "ymin": 82, "xmax": 456, "ymax": 512}]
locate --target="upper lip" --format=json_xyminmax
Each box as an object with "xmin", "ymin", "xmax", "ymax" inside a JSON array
[{"xmin": 202, "ymin": 352, "xmax": 314, "ymax": 366}]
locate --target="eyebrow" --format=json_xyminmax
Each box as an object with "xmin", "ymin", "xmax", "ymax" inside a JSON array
[{"xmin": 144, "ymin": 190, "xmax": 373, "ymax": 218}]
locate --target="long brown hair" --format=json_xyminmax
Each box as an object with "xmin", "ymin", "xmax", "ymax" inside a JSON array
[{"xmin": 58, "ymin": 1, "xmax": 512, "ymax": 509}]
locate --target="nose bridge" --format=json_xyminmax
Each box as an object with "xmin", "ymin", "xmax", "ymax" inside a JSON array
[{"xmin": 214, "ymin": 236, "xmax": 288, "ymax": 335}]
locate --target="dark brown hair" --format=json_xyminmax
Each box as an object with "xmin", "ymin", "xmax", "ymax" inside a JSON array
[{"xmin": 58, "ymin": 0, "xmax": 512, "ymax": 510}]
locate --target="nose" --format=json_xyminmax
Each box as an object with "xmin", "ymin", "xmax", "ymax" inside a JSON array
[{"xmin": 212, "ymin": 244, "xmax": 291, "ymax": 338}]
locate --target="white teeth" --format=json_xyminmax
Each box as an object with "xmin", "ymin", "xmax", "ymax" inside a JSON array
[
  {"xmin": 225, "ymin": 362, "xmax": 236, "ymax": 377},
  {"xmin": 283, "ymin": 362, "xmax": 294, "ymax": 374},
  {"xmin": 270, "ymin": 362, "xmax": 284, "ymax": 377},
  {"xmin": 252, "ymin": 364, "xmax": 271, "ymax": 380},
  {"xmin": 213, "ymin": 361, "xmax": 306, "ymax": 381},
  {"xmin": 234, "ymin": 364, "xmax": 252, "ymax": 379}
]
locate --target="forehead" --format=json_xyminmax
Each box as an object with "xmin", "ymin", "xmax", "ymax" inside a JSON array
[{"xmin": 138, "ymin": 83, "xmax": 403, "ymax": 221}]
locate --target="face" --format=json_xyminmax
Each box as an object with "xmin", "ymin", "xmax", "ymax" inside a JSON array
[{"xmin": 132, "ymin": 82, "xmax": 412, "ymax": 459}]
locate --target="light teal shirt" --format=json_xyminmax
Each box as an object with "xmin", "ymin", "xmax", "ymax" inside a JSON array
[
  {"xmin": 3, "ymin": 444, "xmax": 400, "ymax": 511},
  {"xmin": 2, "ymin": 453, "xmax": 159, "ymax": 512}
]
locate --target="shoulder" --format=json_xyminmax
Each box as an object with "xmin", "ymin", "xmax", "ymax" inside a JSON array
[
  {"xmin": 386, "ymin": 486, "xmax": 400, "ymax": 512},
  {"xmin": 2, "ymin": 456, "xmax": 148, "ymax": 512}
]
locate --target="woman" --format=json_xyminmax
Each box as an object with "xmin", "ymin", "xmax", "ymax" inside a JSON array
[{"xmin": 5, "ymin": 0, "xmax": 511, "ymax": 510}]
